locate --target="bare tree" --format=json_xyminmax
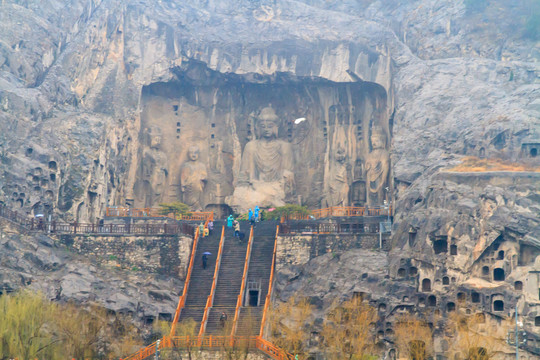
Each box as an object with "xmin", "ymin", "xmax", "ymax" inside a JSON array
[
  {"xmin": 268, "ymin": 296, "xmax": 314, "ymax": 359},
  {"xmin": 321, "ymin": 296, "xmax": 378, "ymax": 360},
  {"xmin": 394, "ymin": 314, "xmax": 433, "ymax": 360},
  {"xmin": 447, "ymin": 312, "xmax": 510, "ymax": 360}
]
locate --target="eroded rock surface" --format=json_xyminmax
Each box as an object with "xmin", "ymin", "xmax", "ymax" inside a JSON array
[{"xmin": 0, "ymin": 0, "xmax": 539, "ymax": 357}]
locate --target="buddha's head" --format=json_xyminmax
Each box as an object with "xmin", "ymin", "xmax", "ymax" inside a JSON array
[
  {"xmin": 188, "ymin": 145, "xmax": 200, "ymax": 161},
  {"xmin": 256, "ymin": 107, "xmax": 280, "ymax": 139},
  {"xmin": 147, "ymin": 127, "xmax": 162, "ymax": 149},
  {"xmin": 370, "ymin": 126, "xmax": 386, "ymax": 150},
  {"xmin": 335, "ymin": 145, "xmax": 347, "ymax": 163}
]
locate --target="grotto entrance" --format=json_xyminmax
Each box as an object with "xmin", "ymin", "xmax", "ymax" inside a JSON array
[{"xmin": 134, "ymin": 61, "xmax": 392, "ymax": 213}]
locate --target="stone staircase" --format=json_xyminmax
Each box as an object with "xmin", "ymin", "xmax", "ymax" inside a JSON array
[
  {"xmin": 236, "ymin": 221, "xmax": 278, "ymax": 337},
  {"xmin": 205, "ymin": 223, "xmax": 250, "ymax": 334},
  {"xmin": 178, "ymin": 221, "xmax": 224, "ymax": 326}
]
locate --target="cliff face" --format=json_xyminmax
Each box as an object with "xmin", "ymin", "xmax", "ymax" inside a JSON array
[{"xmin": 0, "ymin": 0, "xmax": 539, "ymax": 356}]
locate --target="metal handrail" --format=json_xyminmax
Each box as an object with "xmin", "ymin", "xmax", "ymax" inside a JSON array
[
  {"xmin": 170, "ymin": 226, "xmax": 200, "ymax": 337},
  {"xmin": 106, "ymin": 207, "xmax": 213, "ymax": 221},
  {"xmin": 199, "ymin": 226, "xmax": 225, "ymax": 337},
  {"xmin": 259, "ymin": 225, "xmax": 279, "ymax": 337},
  {"xmin": 281, "ymin": 206, "xmax": 393, "ymax": 221},
  {"xmin": 231, "ymin": 226, "xmax": 254, "ymax": 339},
  {"xmin": 123, "ymin": 334, "xmax": 294, "ymax": 360}
]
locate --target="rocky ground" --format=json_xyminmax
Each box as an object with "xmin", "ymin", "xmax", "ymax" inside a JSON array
[{"xmin": 0, "ymin": 219, "xmax": 181, "ymax": 320}]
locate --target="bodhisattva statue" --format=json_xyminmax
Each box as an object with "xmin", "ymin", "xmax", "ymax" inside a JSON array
[
  {"xmin": 231, "ymin": 106, "xmax": 295, "ymax": 210},
  {"xmin": 180, "ymin": 145, "xmax": 207, "ymax": 211},
  {"xmin": 365, "ymin": 126, "xmax": 390, "ymax": 206},
  {"xmin": 325, "ymin": 145, "xmax": 350, "ymax": 207},
  {"xmin": 136, "ymin": 127, "xmax": 168, "ymax": 207}
]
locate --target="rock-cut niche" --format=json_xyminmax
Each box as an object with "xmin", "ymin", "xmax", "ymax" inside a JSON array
[{"xmin": 134, "ymin": 62, "xmax": 392, "ymax": 214}]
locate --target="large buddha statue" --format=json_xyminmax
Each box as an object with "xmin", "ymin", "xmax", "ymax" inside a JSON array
[
  {"xmin": 180, "ymin": 145, "xmax": 207, "ymax": 211},
  {"xmin": 365, "ymin": 126, "xmax": 390, "ymax": 206},
  {"xmin": 231, "ymin": 106, "xmax": 295, "ymax": 210}
]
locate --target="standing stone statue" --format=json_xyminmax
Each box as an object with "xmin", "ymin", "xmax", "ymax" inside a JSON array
[
  {"xmin": 135, "ymin": 127, "xmax": 168, "ymax": 207},
  {"xmin": 231, "ymin": 106, "xmax": 295, "ymax": 210},
  {"xmin": 325, "ymin": 145, "xmax": 350, "ymax": 207},
  {"xmin": 365, "ymin": 126, "xmax": 390, "ymax": 206},
  {"xmin": 180, "ymin": 145, "xmax": 207, "ymax": 211}
]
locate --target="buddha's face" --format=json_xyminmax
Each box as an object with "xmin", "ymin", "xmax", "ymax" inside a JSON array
[
  {"xmin": 188, "ymin": 146, "xmax": 199, "ymax": 161},
  {"xmin": 335, "ymin": 147, "xmax": 346, "ymax": 163},
  {"xmin": 371, "ymin": 133, "xmax": 386, "ymax": 150},
  {"xmin": 150, "ymin": 134, "xmax": 161, "ymax": 149},
  {"xmin": 257, "ymin": 119, "xmax": 279, "ymax": 139}
]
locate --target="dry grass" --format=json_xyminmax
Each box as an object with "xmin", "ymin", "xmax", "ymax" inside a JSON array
[{"xmin": 447, "ymin": 156, "xmax": 540, "ymax": 172}]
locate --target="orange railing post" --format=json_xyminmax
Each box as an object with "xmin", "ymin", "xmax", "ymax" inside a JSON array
[
  {"xmin": 230, "ymin": 226, "xmax": 254, "ymax": 341},
  {"xmin": 199, "ymin": 226, "xmax": 225, "ymax": 337},
  {"xmin": 170, "ymin": 226, "xmax": 200, "ymax": 337},
  {"xmin": 259, "ymin": 225, "xmax": 279, "ymax": 338}
]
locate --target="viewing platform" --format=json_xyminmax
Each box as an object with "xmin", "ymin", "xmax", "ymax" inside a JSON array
[{"xmin": 105, "ymin": 205, "xmax": 392, "ymax": 221}]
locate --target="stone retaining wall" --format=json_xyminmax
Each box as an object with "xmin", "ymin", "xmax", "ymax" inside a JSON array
[
  {"xmin": 277, "ymin": 233, "xmax": 390, "ymax": 271},
  {"xmin": 59, "ymin": 234, "xmax": 192, "ymax": 278}
]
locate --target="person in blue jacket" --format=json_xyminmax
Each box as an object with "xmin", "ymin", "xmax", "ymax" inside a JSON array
[
  {"xmin": 227, "ymin": 214, "xmax": 234, "ymax": 228},
  {"xmin": 248, "ymin": 208, "xmax": 254, "ymax": 225},
  {"xmin": 254, "ymin": 206, "xmax": 260, "ymax": 222}
]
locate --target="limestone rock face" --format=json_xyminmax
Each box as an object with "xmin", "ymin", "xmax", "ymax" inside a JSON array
[{"xmin": 0, "ymin": 0, "xmax": 539, "ymax": 356}]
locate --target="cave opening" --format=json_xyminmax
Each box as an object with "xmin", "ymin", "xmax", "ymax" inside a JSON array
[
  {"xmin": 493, "ymin": 300, "xmax": 504, "ymax": 312},
  {"xmin": 471, "ymin": 292, "xmax": 481, "ymax": 303},
  {"xmin": 422, "ymin": 279, "xmax": 431, "ymax": 292},
  {"xmin": 409, "ymin": 267, "xmax": 418, "ymax": 276},
  {"xmin": 497, "ymin": 250, "xmax": 504, "ymax": 260},
  {"xmin": 493, "ymin": 268, "xmax": 505, "ymax": 281},
  {"xmin": 482, "ymin": 266, "xmax": 490, "ymax": 277},
  {"xmin": 536, "ymin": 316, "xmax": 540, "ymax": 326},
  {"xmin": 447, "ymin": 302, "xmax": 456, "ymax": 312},
  {"xmin": 450, "ymin": 244, "xmax": 457, "ymax": 255},
  {"xmin": 442, "ymin": 276, "xmax": 449, "ymax": 285},
  {"xmin": 409, "ymin": 231, "xmax": 417, "ymax": 247},
  {"xmin": 427, "ymin": 295, "xmax": 437, "ymax": 307},
  {"xmin": 137, "ymin": 61, "xmax": 391, "ymax": 211},
  {"xmin": 398, "ymin": 268, "xmax": 406, "ymax": 277},
  {"xmin": 531, "ymin": 148, "xmax": 538, "ymax": 157},
  {"xmin": 432, "ymin": 237, "xmax": 448, "ymax": 254},
  {"xmin": 514, "ymin": 281, "xmax": 523, "ymax": 291}
]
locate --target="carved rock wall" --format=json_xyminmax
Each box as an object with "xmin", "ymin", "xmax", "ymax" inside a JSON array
[{"xmin": 135, "ymin": 62, "xmax": 392, "ymax": 211}]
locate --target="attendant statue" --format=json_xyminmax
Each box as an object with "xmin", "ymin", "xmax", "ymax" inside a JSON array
[
  {"xmin": 365, "ymin": 126, "xmax": 390, "ymax": 206},
  {"xmin": 231, "ymin": 106, "xmax": 295, "ymax": 210},
  {"xmin": 180, "ymin": 145, "xmax": 207, "ymax": 211},
  {"xmin": 325, "ymin": 145, "xmax": 350, "ymax": 207},
  {"xmin": 136, "ymin": 127, "xmax": 168, "ymax": 207}
]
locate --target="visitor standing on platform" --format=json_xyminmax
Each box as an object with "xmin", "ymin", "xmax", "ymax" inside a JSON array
[
  {"xmin": 198, "ymin": 222, "xmax": 204, "ymax": 237},
  {"xmin": 254, "ymin": 206, "xmax": 260, "ymax": 222},
  {"xmin": 233, "ymin": 220, "xmax": 240, "ymax": 238},
  {"xmin": 208, "ymin": 220, "xmax": 214, "ymax": 235},
  {"xmin": 249, "ymin": 208, "xmax": 254, "ymax": 226},
  {"xmin": 227, "ymin": 214, "xmax": 234, "ymax": 228}
]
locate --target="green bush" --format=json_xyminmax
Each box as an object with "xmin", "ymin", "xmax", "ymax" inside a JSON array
[{"xmin": 267, "ymin": 204, "xmax": 311, "ymax": 220}]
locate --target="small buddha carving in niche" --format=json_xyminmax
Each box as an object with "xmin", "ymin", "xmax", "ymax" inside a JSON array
[
  {"xmin": 365, "ymin": 126, "xmax": 390, "ymax": 206},
  {"xmin": 180, "ymin": 145, "xmax": 207, "ymax": 211}
]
